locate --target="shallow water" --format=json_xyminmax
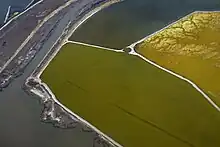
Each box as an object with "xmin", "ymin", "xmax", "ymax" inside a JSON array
[{"xmin": 71, "ymin": 0, "xmax": 220, "ymax": 49}]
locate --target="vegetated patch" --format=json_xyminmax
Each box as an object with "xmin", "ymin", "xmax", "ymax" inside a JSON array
[
  {"xmin": 136, "ymin": 11, "xmax": 220, "ymax": 105},
  {"xmin": 41, "ymin": 42, "xmax": 220, "ymax": 147}
]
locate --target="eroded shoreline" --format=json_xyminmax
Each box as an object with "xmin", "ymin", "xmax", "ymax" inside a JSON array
[{"xmin": 24, "ymin": 0, "xmax": 123, "ymax": 147}]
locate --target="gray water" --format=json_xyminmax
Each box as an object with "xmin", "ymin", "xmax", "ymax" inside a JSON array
[
  {"xmin": 0, "ymin": 0, "xmax": 36, "ymax": 25},
  {"xmin": 72, "ymin": 0, "xmax": 220, "ymax": 49}
]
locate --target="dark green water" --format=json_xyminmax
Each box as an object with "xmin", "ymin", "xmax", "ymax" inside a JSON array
[{"xmin": 71, "ymin": 0, "xmax": 220, "ymax": 49}]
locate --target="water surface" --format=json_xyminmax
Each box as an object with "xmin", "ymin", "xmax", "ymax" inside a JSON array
[{"xmin": 0, "ymin": 0, "xmax": 35, "ymax": 25}]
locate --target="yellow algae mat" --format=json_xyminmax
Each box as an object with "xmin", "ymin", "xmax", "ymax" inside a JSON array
[
  {"xmin": 136, "ymin": 12, "xmax": 220, "ymax": 106},
  {"xmin": 41, "ymin": 43, "xmax": 220, "ymax": 147}
]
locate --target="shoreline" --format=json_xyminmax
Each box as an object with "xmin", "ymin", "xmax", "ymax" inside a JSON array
[{"xmin": 25, "ymin": 0, "xmax": 123, "ymax": 147}]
